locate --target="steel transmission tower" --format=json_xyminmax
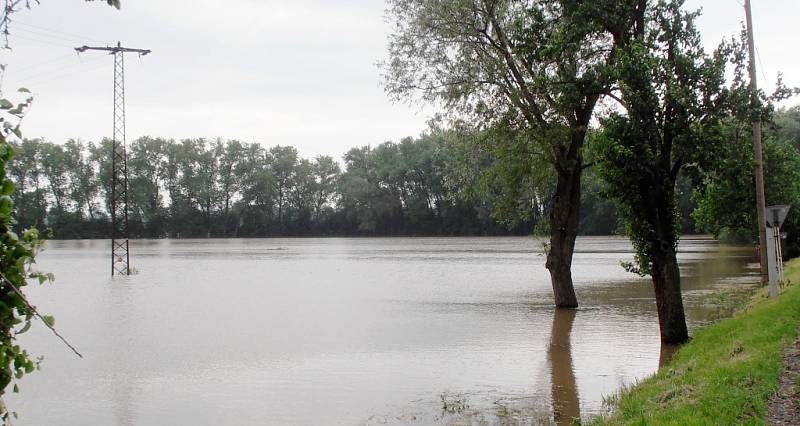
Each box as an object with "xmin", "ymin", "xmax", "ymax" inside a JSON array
[{"xmin": 76, "ymin": 42, "xmax": 151, "ymax": 276}]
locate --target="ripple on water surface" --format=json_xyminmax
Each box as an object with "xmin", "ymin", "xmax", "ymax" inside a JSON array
[{"xmin": 9, "ymin": 236, "xmax": 758, "ymax": 425}]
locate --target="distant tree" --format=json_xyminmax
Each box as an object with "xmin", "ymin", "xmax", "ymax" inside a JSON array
[
  {"xmin": 288, "ymin": 158, "xmax": 315, "ymax": 230},
  {"xmin": 310, "ymin": 155, "xmax": 340, "ymax": 224},
  {"xmin": 39, "ymin": 142, "xmax": 70, "ymax": 221},
  {"xmin": 268, "ymin": 145, "xmax": 298, "ymax": 229},
  {"xmin": 232, "ymin": 143, "xmax": 274, "ymax": 236},
  {"xmin": 769, "ymin": 106, "xmax": 800, "ymax": 151},
  {"xmin": 128, "ymin": 136, "xmax": 167, "ymax": 237},
  {"xmin": 693, "ymin": 120, "xmax": 800, "ymax": 257},
  {"xmin": 179, "ymin": 139, "xmax": 219, "ymax": 237},
  {"xmin": 63, "ymin": 140, "xmax": 99, "ymax": 221},
  {"xmin": 7, "ymin": 139, "xmax": 46, "ymax": 230},
  {"xmin": 161, "ymin": 139, "xmax": 185, "ymax": 236},
  {"xmin": 89, "ymin": 139, "xmax": 113, "ymax": 218},
  {"xmin": 216, "ymin": 139, "xmax": 245, "ymax": 236}
]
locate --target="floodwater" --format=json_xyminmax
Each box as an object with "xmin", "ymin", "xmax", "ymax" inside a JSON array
[{"xmin": 8, "ymin": 236, "xmax": 758, "ymax": 425}]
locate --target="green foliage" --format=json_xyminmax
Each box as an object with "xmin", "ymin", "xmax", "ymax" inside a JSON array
[
  {"xmin": 8, "ymin": 132, "xmax": 540, "ymax": 238},
  {"xmin": 0, "ymin": 0, "xmax": 118, "ymax": 418},
  {"xmin": 693, "ymin": 111, "xmax": 800, "ymax": 257},
  {"xmin": 769, "ymin": 106, "xmax": 800, "ymax": 151},
  {"xmin": 384, "ymin": 0, "xmax": 624, "ymax": 273},
  {"xmin": 444, "ymin": 125, "xmax": 554, "ymax": 230},
  {"xmin": 591, "ymin": 259, "xmax": 800, "ymax": 425},
  {"xmin": 384, "ymin": 0, "xmax": 615, "ymax": 131},
  {"xmin": 0, "ymin": 90, "xmax": 51, "ymax": 419},
  {"xmin": 594, "ymin": 0, "xmax": 739, "ymax": 274}
]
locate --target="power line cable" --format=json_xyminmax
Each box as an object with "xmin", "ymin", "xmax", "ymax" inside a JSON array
[
  {"xmin": 8, "ymin": 52, "xmax": 78, "ymax": 74},
  {"xmin": 15, "ymin": 59, "xmax": 110, "ymax": 88},
  {"xmin": 733, "ymin": 0, "xmax": 771, "ymax": 88},
  {"xmin": 754, "ymin": 44, "xmax": 771, "ymax": 88},
  {"xmin": 21, "ymin": 61, "xmax": 110, "ymax": 88},
  {"xmin": 13, "ymin": 26, "xmax": 89, "ymax": 44},
  {"xmin": 10, "ymin": 54, "xmax": 105, "ymax": 82},
  {"xmin": 8, "ymin": 33, "xmax": 76, "ymax": 49},
  {"xmin": 13, "ymin": 20, "xmax": 105, "ymax": 45}
]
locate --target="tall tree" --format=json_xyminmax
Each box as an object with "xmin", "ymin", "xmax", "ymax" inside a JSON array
[
  {"xmin": 385, "ymin": 0, "xmax": 625, "ymax": 308},
  {"xmin": 128, "ymin": 136, "xmax": 167, "ymax": 237},
  {"xmin": 89, "ymin": 139, "xmax": 113, "ymax": 218},
  {"xmin": 770, "ymin": 106, "xmax": 800, "ymax": 151},
  {"xmin": 594, "ymin": 0, "xmax": 738, "ymax": 344},
  {"xmin": 268, "ymin": 145, "xmax": 298, "ymax": 229},
  {"xmin": 310, "ymin": 155, "xmax": 340, "ymax": 224},
  {"xmin": 287, "ymin": 158, "xmax": 315, "ymax": 230},
  {"xmin": 39, "ymin": 142, "xmax": 70, "ymax": 218},
  {"xmin": 236, "ymin": 143, "xmax": 275, "ymax": 236},
  {"xmin": 63, "ymin": 139, "xmax": 99, "ymax": 221},
  {"xmin": 7, "ymin": 139, "xmax": 46, "ymax": 230},
  {"xmin": 179, "ymin": 139, "xmax": 219, "ymax": 236},
  {"xmin": 216, "ymin": 139, "xmax": 245, "ymax": 236}
]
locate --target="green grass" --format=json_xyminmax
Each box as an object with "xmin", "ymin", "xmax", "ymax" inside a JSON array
[{"xmin": 590, "ymin": 258, "xmax": 800, "ymax": 425}]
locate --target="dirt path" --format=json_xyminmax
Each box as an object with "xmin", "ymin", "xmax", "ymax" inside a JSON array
[{"xmin": 766, "ymin": 329, "xmax": 800, "ymax": 425}]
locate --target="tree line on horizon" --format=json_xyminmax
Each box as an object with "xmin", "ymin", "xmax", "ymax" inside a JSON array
[
  {"xmin": 7, "ymin": 105, "xmax": 800, "ymax": 247},
  {"xmin": 8, "ymin": 133, "xmax": 544, "ymax": 239},
  {"xmin": 5, "ymin": 130, "xmax": 641, "ymax": 238}
]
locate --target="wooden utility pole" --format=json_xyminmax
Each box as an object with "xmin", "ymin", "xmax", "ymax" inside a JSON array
[
  {"xmin": 744, "ymin": 0, "xmax": 769, "ymax": 285},
  {"xmin": 75, "ymin": 42, "xmax": 151, "ymax": 276}
]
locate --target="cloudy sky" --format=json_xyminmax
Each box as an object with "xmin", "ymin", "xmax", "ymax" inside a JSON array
[{"xmin": 0, "ymin": 0, "xmax": 798, "ymax": 159}]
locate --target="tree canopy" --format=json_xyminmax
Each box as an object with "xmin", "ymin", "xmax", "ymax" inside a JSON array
[
  {"xmin": 593, "ymin": 0, "xmax": 747, "ymax": 344},
  {"xmin": 385, "ymin": 0, "xmax": 634, "ymax": 308}
]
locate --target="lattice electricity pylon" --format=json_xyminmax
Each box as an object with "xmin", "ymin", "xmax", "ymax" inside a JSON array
[{"xmin": 76, "ymin": 42, "xmax": 151, "ymax": 276}]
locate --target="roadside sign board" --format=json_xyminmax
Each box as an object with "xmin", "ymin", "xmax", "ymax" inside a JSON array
[{"xmin": 765, "ymin": 205, "xmax": 791, "ymax": 228}]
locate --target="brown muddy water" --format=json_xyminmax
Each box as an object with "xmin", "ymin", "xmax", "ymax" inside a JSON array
[{"xmin": 7, "ymin": 236, "xmax": 758, "ymax": 425}]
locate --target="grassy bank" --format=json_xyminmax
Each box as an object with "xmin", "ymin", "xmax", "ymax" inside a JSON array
[{"xmin": 592, "ymin": 258, "xmax": 800, "ymax": 425}]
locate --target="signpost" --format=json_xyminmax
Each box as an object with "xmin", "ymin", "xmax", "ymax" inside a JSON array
[{"xmin": 765, "ymin": 205, "xmax": 791, "ymax": 297}]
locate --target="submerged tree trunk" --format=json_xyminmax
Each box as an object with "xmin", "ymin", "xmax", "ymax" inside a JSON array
[
  {"xmin": 545, "ymin": 152, "xmax": 582, "ymax": 309},
  {"xmin": 651, "ymin": 246, "xmax": 689, "ymax": 344}
]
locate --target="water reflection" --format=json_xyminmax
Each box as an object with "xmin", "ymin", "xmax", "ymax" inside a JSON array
[
  {"xmin": 108, "ymin": 276, "xmax": 135, "ymax": 426},
  {"xmin": 8, "ymin": 237, "xmax": 759, "ymax": 425},
  {"xmin": 548, "ymin": 309, "xmax": 580, "ymax": 425}
]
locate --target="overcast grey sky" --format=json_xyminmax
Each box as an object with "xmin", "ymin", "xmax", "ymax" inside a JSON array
[{"xmin": 0, "ymin": 0, "xmax": 798, "ymax": 159}]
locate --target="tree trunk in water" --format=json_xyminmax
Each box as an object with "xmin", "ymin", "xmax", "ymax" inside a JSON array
[
  {"xmin": 545, "ymin": 161, "xmax": 581, "ymax": 309},
  {"xmin": 651, "ymin": 247, "xmax": 689, "ymax": 344}
]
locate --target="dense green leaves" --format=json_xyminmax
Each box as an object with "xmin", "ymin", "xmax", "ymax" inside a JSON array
[
  {"xmin": 8, "ymin": 134, "xmax": 543, "ymax": 238},
  {"xmin": 594, "ymin": 0, "xmax": 737, "ymax": 275},
  {"xmin": 385, "ymin": 0, "xmax": 634, "ymax": 307},
  {"xmin": 693, "ymin": 111, "xmax": 800, "ymax": 257},
  {"xmin": 0, "ymin": 94, "xmax": 51, "ymax": 420}
]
